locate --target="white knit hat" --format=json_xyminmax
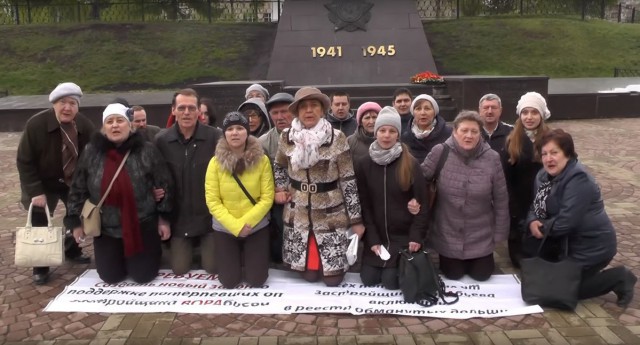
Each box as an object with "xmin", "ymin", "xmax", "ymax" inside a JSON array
[
  {"xmin": 410, "ymin": 94, "xmax": 439, "ymax": 116},
  {"xmin": 245, "ymin": 83, "xmax": 269, "ymax": 100},
  {"xmin": 49, "ymin": 82, "xmax": 83, "ymax": 104},
  {"xmin": 516, "ymin": 92, "xmax": 551, "ymax": 120},
  {"xmin": 102, "ymin": 103, "xmax": 130, "ymax": 124},
  {"xmin": 374, "ymin": 106, "xmax": 401, "ymax": 135}
]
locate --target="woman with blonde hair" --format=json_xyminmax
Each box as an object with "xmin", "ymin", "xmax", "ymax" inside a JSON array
[{"xmin": 503, "ymin": 91, "xmax": 551, "ymax": 268}]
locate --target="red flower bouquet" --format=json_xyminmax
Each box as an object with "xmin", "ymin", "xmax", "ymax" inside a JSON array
[{"xmin": 410, "ymin": 71, "xmax": 445, "ymax": 84}]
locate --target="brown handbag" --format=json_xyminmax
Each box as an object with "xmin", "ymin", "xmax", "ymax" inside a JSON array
[{"xmin": 81, "ymin": 150, "xmax": 130, "ymax": 237}]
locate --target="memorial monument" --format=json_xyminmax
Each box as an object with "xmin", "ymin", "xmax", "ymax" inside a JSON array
[{"xmin": 267, "ymin": 0, "xmax": 438, "ymax": 85}]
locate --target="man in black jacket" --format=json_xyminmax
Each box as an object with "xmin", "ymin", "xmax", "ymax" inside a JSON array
[
  {"xmin": 155, "ymin": 88, "xmax": 222, "ymax": 275},
  {"xmin": 479, "ymin": 93, "xmax": 513, "ymax": 154},
  {"xmin": 16, "ymin": 82, "xmax": 94, "ymax": 285},
  {"xmin": 326, "ymin": 91, "xmax": 357, "ymax": 136}
]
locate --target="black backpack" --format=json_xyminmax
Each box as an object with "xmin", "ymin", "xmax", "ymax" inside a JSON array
[{"xmin": 398, "ymin": 249, "xmax": 460, "ymax": 307}]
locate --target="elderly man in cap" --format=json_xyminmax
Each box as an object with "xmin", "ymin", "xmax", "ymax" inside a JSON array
[
  {"xmin": 259, "ymin": 92, "xmax": 295, "ymax": 160},
  {"xmin": 17, "ymin": 82, "xmax": 95, "ymax": 285},
  {"xmin": 257, "ymin": 92, "xmax": 294, "ymax": 263}
]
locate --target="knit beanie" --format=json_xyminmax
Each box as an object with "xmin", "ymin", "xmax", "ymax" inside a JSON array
[
  {"xmin": 102, "ymin": 103, "xmax": 130, "ymax": 124},
  {"xmin": 374, "ymin": 106, "xmax": 402, "ymax": 135},
  {"xmin": 222, "ymin": 111, "xmax": 250, "ymax": 133},
  {"xmin": 516, "ymin": 92, "xmax": 551, "ymax": 120},
  {"xmin": 356, "ymin": 102, "xmax": 382, "ymax": 126},
  {"xmin": 49, "ymin": 82, "xmax": 83, "ymax": 104},
  {"xmin": 245, "ymin": 83, "xmax": 269, "ymax": 100},
  {"xmin": 410, "ymin": 94, "xmax": 439, "ymax": 116}
]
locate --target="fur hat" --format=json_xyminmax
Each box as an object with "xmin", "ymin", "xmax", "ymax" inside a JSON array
[
  {"xmin": 374, "ymin": 106, "xmax": 402, "ymax": 135},
  {"xmin": 49, "ymin": 82, "xmax": 83, "ymax": 104},
  {"xmin": 102, "ymin": 103, "xmax": 130, "ymax": 124},
  {"xmin": 356, "ymin": 102, "xmax": 382, "ymax": 126},
  {"xmin": 288, "ymin": 87, "xmax": 331, "ymax": 115},
  {"xmin": 410, "ymin": 94, "xmax": 439, "ymax": 116},
  {"xmin": 516, "ymin": 92, "xmax": 551, "ymax": 120},
  {"xmin": 245, "ymin": 83, "xmax": 269, "ymax": 100},
  {"xmin": 222, "ymin": 111, "xmax": 250, "ymax": 133}
]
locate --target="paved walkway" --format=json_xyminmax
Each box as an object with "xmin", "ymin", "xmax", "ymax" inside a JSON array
[{"xmin": 1, "ymin": 118, "xmax": 640, "ymax": 345}]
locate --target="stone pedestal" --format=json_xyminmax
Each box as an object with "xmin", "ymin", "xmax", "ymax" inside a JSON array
[{"xmin": 267, "ymin": 0, "xmax": 438, "ymax": 85}]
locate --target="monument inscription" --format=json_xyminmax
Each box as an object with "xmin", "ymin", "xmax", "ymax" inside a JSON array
[{"xmin": 267, "ymin": 0, "xmax": 438, "ymax": 85}]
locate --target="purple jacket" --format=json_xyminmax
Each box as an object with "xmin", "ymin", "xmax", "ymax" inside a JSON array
[{"xmin": 421, "ymin": 137, "xmax": 509, "ymax": 259}]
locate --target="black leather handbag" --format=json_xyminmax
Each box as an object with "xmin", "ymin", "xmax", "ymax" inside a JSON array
[
  {"xmin": 520, "ymin": 221, "xmax": 582, "ymax": 310},
  {"xmin": 398, "ymin": 249, "xmax": 459, "ymax": 307}
]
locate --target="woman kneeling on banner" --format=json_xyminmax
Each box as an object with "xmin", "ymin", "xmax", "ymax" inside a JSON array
[
  {"xmin": 420, "ymin": 110, "xmax": 509, "ymax": 281},
  {"xmin": 525, "ymin": 129, "xmax": 637, "ymax": 307},
  {"xmin": 205, "ymin": 112, "xmax": 274, "ymax": 289},
  {"xmin": 354, "ymin": 106, "xmax": 428, "ymax": 289},
  {"xmin": 65, "ymin": 103, "xmax": 173, "ymax": 284},
  {"xmin": 274, "ymin": 87, "xmax": 364, "ymax": 287}
]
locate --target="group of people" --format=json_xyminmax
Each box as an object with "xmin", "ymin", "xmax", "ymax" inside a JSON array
[{"xmin": 17, "ymin": 81, "xmax": 636, "ymax": 308}]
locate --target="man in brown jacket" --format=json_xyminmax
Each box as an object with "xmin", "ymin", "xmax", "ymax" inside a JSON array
[{"xmin": 17, "ymin": 82, "xmax": 95, "ymax": 285}]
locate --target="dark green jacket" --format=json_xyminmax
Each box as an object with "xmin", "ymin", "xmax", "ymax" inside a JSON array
[{"xmin": 17, "ymin": 108, "xmax": 96, "ymax": 206}]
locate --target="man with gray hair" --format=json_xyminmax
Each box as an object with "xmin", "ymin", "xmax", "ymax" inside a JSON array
[{"xmin": 478, "ymin": 93, "xmax": 512, "ymax": 153}]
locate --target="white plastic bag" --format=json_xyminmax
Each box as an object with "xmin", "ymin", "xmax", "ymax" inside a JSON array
[
  {"xmin": 379, "ymin": 245, "xmax": 391, "ymax": 261},
  {"xmin": 346, "ymin": 233, "xmax": 359, "ymax": 265}
]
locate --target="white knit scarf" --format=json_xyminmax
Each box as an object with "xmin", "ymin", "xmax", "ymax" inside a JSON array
[
  {"xmin": 369, "ymin": 141, "xmax": 402, "ymax": 166},
  {"xmin": 289, "ymin": 118, "xmax": 333, "ymax": 171},
  {"xmin": 412, "ymin": 118, "xmax": 437, "ymax": 139}
]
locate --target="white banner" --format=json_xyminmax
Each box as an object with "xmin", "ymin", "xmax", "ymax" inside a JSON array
[{"xmin": 44, "ymin": 269, "xmax": 542, "ymax": 319}]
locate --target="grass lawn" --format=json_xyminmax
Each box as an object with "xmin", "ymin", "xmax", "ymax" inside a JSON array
[
  {"xmin": 1, "ymin": 17, "xmax": 640, "ymax": 95},
  {"xmin": 424, "ymin": 16, "xmax": 640, "ymax": 77}
]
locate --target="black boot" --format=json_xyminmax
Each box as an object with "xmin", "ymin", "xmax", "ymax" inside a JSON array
[
  {"xmin": 33, "ymin": 266, "xmax": 50, "ymax": 285},
  {"xmin": 615, "ymin": 268, "xmax": 637, "ymax": 308}
]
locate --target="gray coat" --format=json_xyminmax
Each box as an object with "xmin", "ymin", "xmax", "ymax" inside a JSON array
[
  {"xmin": 421, "ymin": 137, "xmax": 509, "ymax": 259},
  {"xmin": 526, "ymin": 159, "xmax": 617, "ymax": 268},
  {"xmin": 155, "ymin": 123, "xmax": 222, "ymax": 237}
]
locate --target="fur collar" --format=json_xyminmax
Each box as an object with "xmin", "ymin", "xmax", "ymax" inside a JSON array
[
  {"xmin": 215, "ymin": 136, "xmax": 264, "ymax": 174},
  {"xmin": 91, "ymin": 131, "xmax": 146, "ymax": 154}
]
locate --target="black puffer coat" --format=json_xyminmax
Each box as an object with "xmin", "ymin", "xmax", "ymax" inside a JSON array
[
  {"xmin": 401, "ymin": 115, "xmax": 452, "ymax": 163},
  {"xmin": 64, "ymin": 132, "xmax": 173, "ymax": 238}
]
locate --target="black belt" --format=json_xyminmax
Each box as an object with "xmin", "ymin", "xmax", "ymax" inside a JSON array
[{"xmin": 290, "ymin": 179, "xmax": 338, "ymax": 193}]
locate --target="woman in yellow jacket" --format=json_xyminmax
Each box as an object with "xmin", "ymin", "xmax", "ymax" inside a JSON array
[{"xmin": 205, "ymin": 112, "xmax": 274, "ymax": 288}]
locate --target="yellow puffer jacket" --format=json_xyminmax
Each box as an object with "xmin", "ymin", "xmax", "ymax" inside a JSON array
[{"xmin": 204, "ymin": 136, "xmax": 274, "ymax": 236}]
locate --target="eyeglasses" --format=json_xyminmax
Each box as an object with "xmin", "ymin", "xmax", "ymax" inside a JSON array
[
  {"xmin": 244, "ymin": 110, "xmax": 260, "ymax": 119},
  {"xmin": 175, "ymin": 105, "xmax": 198, "ymax": 113}
]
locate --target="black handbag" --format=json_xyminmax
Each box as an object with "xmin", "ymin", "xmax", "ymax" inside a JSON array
[
  {"xmin": 398, "ymin": 249, "xmax": 459, "ymax": 307},
  {"xmin": 520, "ymin": 221, "xmax": 582, "ymax": 310}
]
